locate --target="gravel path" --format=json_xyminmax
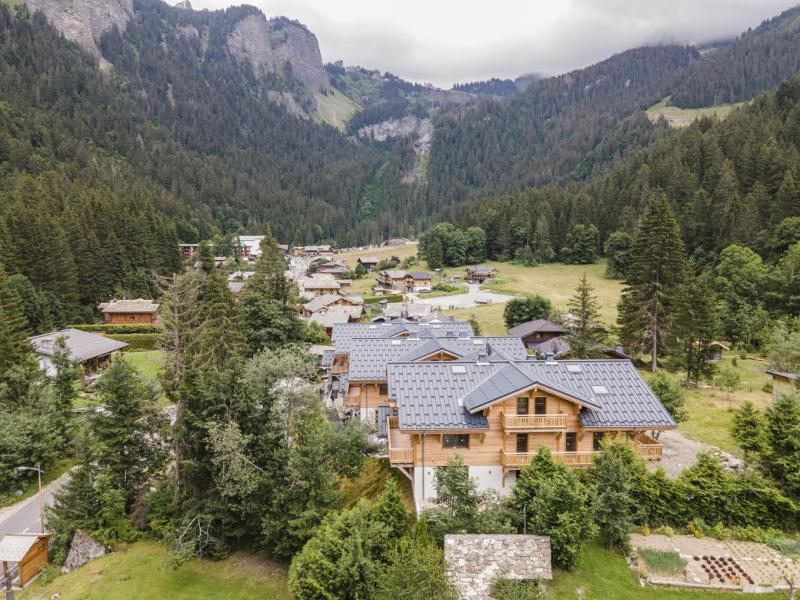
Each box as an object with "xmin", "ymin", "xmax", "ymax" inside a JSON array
[{"xmin": 652, "ymin": 429, "xmax": 743, "ymax": 478}]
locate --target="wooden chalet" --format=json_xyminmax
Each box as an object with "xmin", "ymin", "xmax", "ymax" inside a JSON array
[
  {"xmin": 97, "ymin": 298, "xmax": 159, "ymax": 324},
  {"xmin": 28, "ymin": 329, "xmax": 128, "ymax": 378},
  {"xmin": 302, "ymin": 294, "xmax": 364, "ymax": 319},
  {"xmin": 301, "ymin": 275, "xmax": 340, "ymax": 298},
  {"xmin": 178, "ymin": 243, "xmax": 199, "ymax": 259},
  {"xmin": 766, "ymin": 370, "xmax": 799, "ymax": 402},
  {"xmin": 357, "ymin": 256, "xmax": 380, "ymax": 272},
  {"xmin": 507, "ymin": 319, "xmax": 564, "ymax": 349},
  {"xmin": 465, "ymin": 266, "xmax": 498, "ymax": 283}
]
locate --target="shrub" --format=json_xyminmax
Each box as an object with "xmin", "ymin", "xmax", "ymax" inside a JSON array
[
  {"xmin": 490, "ymin": 579, "xmax": 543, "ymax": 600},
  {"xmin": 71, "ymin": 323, "xmax": 161, "ymax": 334}
]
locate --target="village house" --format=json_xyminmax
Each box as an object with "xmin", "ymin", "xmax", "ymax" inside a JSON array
[
  {"xmin": 357, "ymin": 256, "xmax": 380, "ymax": 272},
  {"xmin": 301, "ymin": 274, "xmax": 341, "ymax": 297},
  {"xmin": 507, "ymin": 319, "xmax": 564, "ymax": 349},
  {"xmin": 465, "ymin": 266, "xmax": 499, "ymax": 283},
  {"xmin": 314, "ymin": 260, "xmax": 350, "ymax": 279},
  {"xmin": 406, "ymin": 271, "xmax": 432, "ymax": 293},
  {"xmin": 376, "ymin": 270, "xmax": 432, "ymax": 293},
  {"xmin": 302, "ymin": 294, "xmax": 364, "ymax": 319},
  {"xmin": 766, "ymin": 370, "xmax": 799, "ymax": 402},
  {"xmin": 386, "ymin": 356, "xmax": 672, "ymax": 507},
  {"xmin": 28, "ymin": 329, "xmax": 128, "ymax": 378},
  {"xmin": 376, "ymin": 269, "xmax": 409, "ymax": 290},
  {"xmin": 293, "ymin": 245, "xmax": 333, "ymax": 257},
  {"xmin": 97, "ymin": 298, "xmax": 159, "ymax": 324},
  {"xmin": 178, "ymin": 243, "xmax": 199, "ymax": 259},
  {"xmin": 235, "ymin": 235, "xmax": 265, "ymax": 262},
  {"xmin": 531, "ymin": 337, "xmax": 631, "ymax": 361}
]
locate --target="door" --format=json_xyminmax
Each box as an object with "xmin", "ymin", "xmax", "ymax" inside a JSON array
[
  {"xmin": 516, "ymin": 397, "xmax": 529, "ymax": 415},
  {"xmin": 516, "ymin": 433, "xmax": 528, "ymax": 453}
]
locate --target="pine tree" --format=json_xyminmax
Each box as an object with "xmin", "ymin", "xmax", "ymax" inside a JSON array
[
  {"xmin": 425, "ymin": 236, "xmax": 444, "ymax": 270},
  {"xmin": 0, "ymin": 264, "xmax": 31, "ymax": 381},
  {"xmin": 762, "ymin": 393, "xmax": 800, "ymax": 497},
  {"xmin": 198, "ymin": 241, "xmax": 215, "ymax": 274},
  {"xmin": 618, "ymin": 191, "xmax": 688, "ymax": 371},
  {"xmin": 593, "ymin": 443, "xmax": 643, "ymax": 550},
  {"xmin": 372, "ymin": 479, "xmax": 409, "ymax": 541},
  {"xmin": 566, "ymin": 274, "xmax": 602, "ymax": 358},
  {"xmin": 670, "ymin": 275, "xmax": 719, "ymax": 385},
  {"xmin": 731, "ymin": 401, "xmax": 765, "ymax": 467},
  {"xmin": 51, "ymin": 336, "xmax": 78, "ymax": 436}
]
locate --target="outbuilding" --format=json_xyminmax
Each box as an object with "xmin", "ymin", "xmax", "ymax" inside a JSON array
[{"xmin": 0, "ymin": 533, "xmax": 50, "ymax": 588}]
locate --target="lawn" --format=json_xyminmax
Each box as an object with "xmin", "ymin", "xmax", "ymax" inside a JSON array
[
  {"xmin": 646, "ymin": 97, "xmax": 747, "ymax": 128},
  {"xmin": 21, "ymin": 541, "xmax": 290, "ymax": 600},
  {"xmin": 673, "ymin": 354, "xmax": 773, "ymax": 454},
  {"xmin": 543, "ymin": 539, "xmax": 782, "ymax": 600},
  {"xmin": 124, "ymin": 349, "xmax": 164, "ymax": 381},
  {"xmin": 332, "ymin": 243, "xmax": 420, "ymax": 296}
]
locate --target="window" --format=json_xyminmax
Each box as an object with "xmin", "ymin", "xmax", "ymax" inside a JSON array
[
  {"xmin": 516, "ymin": 433, "xmax": 528, "ymax": 453},
  {"xmin": 516, "ymin": 397, "xmax": 529, "ymax": 415},
  {"xmin": 534, "ymin": 396, "xmax": 547, "ymax": 415},
  {"xmin": 591, "ymin": 385, "xmax": 609, "ymax": 395},
  {"xmin": 443, "ymin": 434, "xmax": 469, "ymax": 448},
  {"xmin": 378, "ymin": 384, "xmax": 389, "ymax": 396},
  {"xmin": 593, "ymin": 432, "xmax": 605, "ymax": 451},
  {"xmin": 565, "ymin": 432, "xmax": 577, "ymax": 452}
]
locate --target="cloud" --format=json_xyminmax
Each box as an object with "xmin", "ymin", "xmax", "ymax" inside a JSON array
[{"xmin": 187, "ymin": 0, "xmax": 799, "ymax": 87}]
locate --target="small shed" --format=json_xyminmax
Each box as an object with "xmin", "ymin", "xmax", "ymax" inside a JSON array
[{"xmin": 0, "ymin": 533, "xmax": 50, "ymax": 588}]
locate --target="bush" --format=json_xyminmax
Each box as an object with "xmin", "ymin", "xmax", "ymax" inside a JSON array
[
  {"xmin": 490, "ymin": 579, "xmax": 543, "ymax": 600},
  {"xmin": 106, "ymin": 333, "xmax": 160, "ymax": 351},
  {"xmin": 71, "ymin": 323, "xmax": 161, "ymax": 334}
]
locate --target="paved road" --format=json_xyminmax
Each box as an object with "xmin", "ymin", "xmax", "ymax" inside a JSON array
[
  {"xmin": 409, "ymin": 283, "xmax": 514, "ymax": 310},
  {"xmin": 0, "ymin": 472, "xmax": 71, "ymax": 538}
]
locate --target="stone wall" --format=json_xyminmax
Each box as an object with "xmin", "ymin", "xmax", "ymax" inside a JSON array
[
  {"xmin": 63, "ymin": 530, "xmax": 106, "ymax": 572},
  {"xmin": 444, "ymin": 534, "xmax": 552, "ymax": 599}
]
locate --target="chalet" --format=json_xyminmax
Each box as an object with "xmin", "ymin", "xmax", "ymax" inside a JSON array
[
  {"xmin": 330, "ymin": 320, "xmax": 474, "ymax": 345},
  {"xmin": 178, "ymin": 243, "xmax": 199, "ymax": 259},
  {"xmin": 465, "ymin": 266, "xmax": 498, "ymax": 283},
  {"xmin": 309, "ymin": 309, "xmax": 354, "ymax": 338},
  {"xmin": 293, "ymin": 245, "xmax": 333, "ymax": 257},
  {"xmin": 302, "ymin": 294, "xmax": 364, "ymax": 319},
  {"xmin": 236, "ymin": 235, "xmax": 265, "ymax": 262},
  {"xmin": 327, "ymin": 334, "xmax": 527, "ymax": 423},
  {"xmin": 315, "ymin": 261, "xmax": 350, "ymax": 278},
  {"xmin": 377, "ymin": 269, "xmax": 408, "ymax": 290},
  {"xmin": 357, "ymin": 256, "xmax": 380, "ymax": 272},
  {"xmin": 97, "ymin": 299, "xmax": 159, "ymax": 324},
  {"xmin": 28, "ymin": 329, "xmax": 128, "ymax": 378},
  {"xmin": 301, "ymin": 274, "xmax": 341, "ymax": 297},
  {"xmin": 530, "ymin": 337, "xmax": 631, "ymax": 361},
  {"xmin": 766, "ymin": 370, "xmax": 799, "ymax": 402},
  {"xmin": 406, "ymin": 271, "xmax": 432, "ymax": 293},
  {"xmin": 0, "ymin": 533, "xmax": 50, "ymax": 588},
  {"xmin": 386, "ymin": 356, "xmax": 672, "ymax": 506},
  {"xmin": 507, "ymin": 319, "xmax": 564, "ymax": 349}
]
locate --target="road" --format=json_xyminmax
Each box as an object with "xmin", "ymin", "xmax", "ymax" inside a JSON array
[
  {"xmin": 0, "ymin": 472, "xmax": 71, "ymax": 538},
  {"xmin": 409, "ymin": 283, "xmax": 514, "ymax": 310}
]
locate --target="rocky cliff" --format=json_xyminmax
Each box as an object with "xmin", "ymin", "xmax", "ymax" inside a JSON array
[
  {"xmin": 227, "ymin": 14, "xmax": 329, "ymax": 111},
  {"xmin": 24, "ymin": 0, "xmax": 133, "ymax": 64}
]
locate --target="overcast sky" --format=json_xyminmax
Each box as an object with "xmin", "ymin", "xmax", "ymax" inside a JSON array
[{"xmin": 188, "ymin": 0, "xmax": 799, "ymax": 88}]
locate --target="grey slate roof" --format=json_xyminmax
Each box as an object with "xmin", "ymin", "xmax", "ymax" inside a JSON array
[
  {"xmin": 531, "ymin": 337, "xmax": 632, "ymax": 360},
  {"xmin": 409, "ymin": 271, "xmax": 431, "ymax": 280},
  {"xmin": 388, "ymin": 359, "xmax": 676, "ymax": 431},
  {"xmin": 766, "ymin": 370, "xmax": 800, "ymax": 382},
  {"xmin": 345, "ymin": 336, "xmax": 527, "ymax": 381},
  {"xmin": 330, "ymin": 321, "xmax": 474, "ymax": 343},
  {"xmin": 303, "ymin": 294, "xmax": 363, "ymax": 313},
  {"xmin": 321, "ymin": 349, "xmax": 335, "ymax": 368},
  {"xmin": 28, "ymin": 329, "xmax": 128, "ymax": 362},
  {"xmin": 98, "ymin": 298, "xmax": 159, "ymax": 314},
  {"xmin": 507, "ymin": 319, "xmax": 564, "ymax": 338}
]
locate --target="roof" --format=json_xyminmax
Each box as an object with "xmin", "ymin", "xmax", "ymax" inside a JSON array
[
  {"xmin": 409, "ymin": 271, "xmax": 431, "ymax": 280},
  {"xmin": 308, "ymin": 344, "xmax": 334, "ymax": 357},
  {"xmin": 380, "ymin": 269, "xmax": 407, "ymax": 279},
  {"xmin": 0, "ymin": 534, "xmax": 49, "ymax": 562},
  {"xmin": 766, "ymin": 370, "xmax": 800, "ymax": 382},
  {"xmin": 388, "ymin": 359, "xmax": 676, "ymax": 431},
  {"xmin": 330, "ymin": 321, "xmax": 474, "ymax": 344},
  {"xmin": 358, "ymin": 256, "xmax": 380, "ymax": 264},
  {"xmin": 303, "ymin": 294, "xmax": 363, "ymax": 313},
  {"xmin": 507, "ymin": 319, "xmax": 564, "ymax": 338},
  {"xmin": 531, "ymin": 337, "xmax": 632, "ymax": 360},
  {"xmin": 309, "ymin": 308, "xmax": 353, "ymax": 328},
  {"xmin": 345, "ymin": 336, "xmax": 527, "ymax": 381},
  {"xmin": 466, "ymin": 266, "xmax": 497, "ymax": 274},
  {"xmin": 322, "ymin": 349, "xmax": 335, "ymax": 367},
  {"xmin": 28, "ymin": 329, "xmax": 128, "ymax": 362},
  {"xmin": 97, "ymin": 298, "xmax": 159, "ymax": 314},
  {"xmin": 303, "ymin": 275, "xmax": 340, "ymax": 290},
  {"xmin": 227, "ymin": 281, "xmax": 245, "ymax": 294}
]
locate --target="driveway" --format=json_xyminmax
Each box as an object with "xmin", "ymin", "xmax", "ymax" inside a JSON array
[
  {"xmin": 650, "ymin": 429, "xmax": 743, "ymax": 478},
  {"xmin": 0, "ymin": 472, "xmax": 71, "ymax": 537},
  {"xmin": 409, "ymin": 284, "xmax": 514, "ymax": 310}
]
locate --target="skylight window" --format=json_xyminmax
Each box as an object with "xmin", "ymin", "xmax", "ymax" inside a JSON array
[
  {"xmin": 390, "ymin": 340, "xmax": 402, "ymax": 345},
  {"xmin": 473, "ymin": 339, "xmax": 484, "ymax": 345},
  {"xmin": 451, "ymin": 365, "xmax": 467, "ymax": 374},
  {"xmin": 432, "ymin": 324, "xmax": 441, "ymax": 329},
  {"xmin": 368, "ymin": 325, "xmax": 377, "ymax": 329},
  {"xmin": 566, "ymin": 365, "xmax": 582, "ymax": 373},
  {"xmin": 591, "ymin": 385, "xmax": 609, "ymax": 394}
]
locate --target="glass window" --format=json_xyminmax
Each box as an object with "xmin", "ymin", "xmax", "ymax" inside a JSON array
[
  {"xmin": 378, "ymin": 383, "xmax": 389, "ymax": 396},
  {"xmin": 443, "ymin": 434, "xmax": 469, "ymax": 448},
  {"xmin": 516, "ymin": 433, "xmax": 528, "ymax": 453},
  {"xmin": 534, "ymin": 396, "xmax": 547, "ymax": 415},
  {"xmin": 593, "ymin": 432, "xmax": 604, "ymax": 451},
  {"xmin": 516, "ymin": 397, "xmax": 529, "ymax": 415},
  {"xmin": 565, "ymin": 432, "xmax": 577, "ymax": 452}
]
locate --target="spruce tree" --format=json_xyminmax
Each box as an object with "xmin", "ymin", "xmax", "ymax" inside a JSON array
[
  {"xmin": 0, "ymin": 264, "xmax": 31, "ymax": 381},
  {"xmin": 670, "ymin": 275, "xmax": 719, "ymax": 385},
  {"xmin": 593, "ymin": 443, "xmax": 644, "ymax": 550},
  {"xmin": 618, "ymin": 191, "xmax": 688, "ymax": 371},
  {"xmin": 566, "ymin": 273, "xmax": 602, "ymax": 358},
  {"xmin": 731, "ymin": 401, "xmax": 765, "ymax": 467}
]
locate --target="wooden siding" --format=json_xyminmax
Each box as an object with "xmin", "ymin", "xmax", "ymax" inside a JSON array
[
  {"xmin": 346, "ymin": 382, "xmax": 390, "ymax": 409},
  {"xmin": 18, "ymin": 537, "xmax": 48, "ymax": 587},
  {"xmin": 104, "ymin": 312, "xmax": 156, "ymax": 324}
]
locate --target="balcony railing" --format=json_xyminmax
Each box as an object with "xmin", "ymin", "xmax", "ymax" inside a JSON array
[
  {"xmin": 501, "ymin": 449, "xmax": 596, "ymax": 468},
  {"xmin": 636, "ymin": 433, "xmax": 663, "ymax": 461},
  {"xmin": 502, "ymin": 413, "xmax": 568, "ymax": 431},
  {"xmin": 330, "ymin": 364, "xmax": 348, "ymax": 374},
  {"xmin": 388, "ymin": 417, "xmax": 413, "ymax": 465}
]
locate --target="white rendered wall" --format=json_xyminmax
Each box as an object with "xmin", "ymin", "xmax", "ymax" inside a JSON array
[{"xmin": 412, "ymin": 465, "xmax": 515, "ymax": 506}]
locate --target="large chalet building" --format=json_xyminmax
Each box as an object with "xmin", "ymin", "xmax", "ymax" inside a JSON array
[{"xmin": 324, "ymin": 319, "xmax": 674, "ymax": 510}]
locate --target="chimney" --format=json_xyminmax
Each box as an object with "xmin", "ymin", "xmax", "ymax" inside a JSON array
[
  {"xmin": 477, "ymin": 352, "xmax": 489, "ymax": 365},
  {"xmin": 545, "ymin": 352, "xmax": 557, "ymax": 365},
  {"xmin": 486, "ymin": 343, "xmax": 492, "ymax": 355}
]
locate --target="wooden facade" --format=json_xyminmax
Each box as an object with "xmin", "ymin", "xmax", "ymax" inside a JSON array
[{"xmin": 0, "ymin": 534, "xmax": 49, "ymax": 588}]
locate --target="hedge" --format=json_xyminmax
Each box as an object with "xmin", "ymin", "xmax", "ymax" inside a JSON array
[
  {"xmin": 70, "ymin": 323, "xmax": 161, "ymax": 335},
  {"xmin": 106, "ymin": 333, "xmax": 161, "ymax": 352},
  {"xmin": 363, "ymin": 294, "xmax": 404, "ymax": 304}
]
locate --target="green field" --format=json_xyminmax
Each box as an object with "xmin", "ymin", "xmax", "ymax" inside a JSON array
[
  {"xmin": 646, "ymin": 97, "xmax": 746, "ymax": 128},
  {"xmin": 124, "ymin": 349, "xmax": 164, "ymax": 381},
  {"xmin": 313, "ymin": 88, "xmax": 361, "ymax": 131},
  {"xmin": 21, "ymin": 541, "xmax": 290, "ymax": 600},
  {"xmin": 332, "ymin": 242, "xmax": 420, "ymax": 296}
]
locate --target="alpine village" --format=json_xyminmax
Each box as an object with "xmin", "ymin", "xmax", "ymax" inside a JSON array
[{"xmin": 0, "ymin": 0, "xmax": 800, "ymax": 598}]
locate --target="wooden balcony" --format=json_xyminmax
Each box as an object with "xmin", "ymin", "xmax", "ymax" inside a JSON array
[
  {"xmin": 501, "ymin": 449, "xmax": 596, "ymax": 469},
  {"xmin": 387, "ymin": 417, "xmax": 413, "ymax": 465},
  {"xmin": 330, "ymin": 364, "xmax": 348, "ymax": 375},
  {"xmin": 346, "ymin": 392, "xmax": 361, "ymax": 406},
  {"xmin": 502, "ymin": 413, "xmax": 568, "ymax": 431},
  {"xmin": 636, "ymin": 433, "xmax": 663, "ymax": 461}
]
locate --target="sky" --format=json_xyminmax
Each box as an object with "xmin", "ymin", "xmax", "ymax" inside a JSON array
[{"xmin": 187, "ymin": 0, "xmax": 800, "ymax": 88}]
